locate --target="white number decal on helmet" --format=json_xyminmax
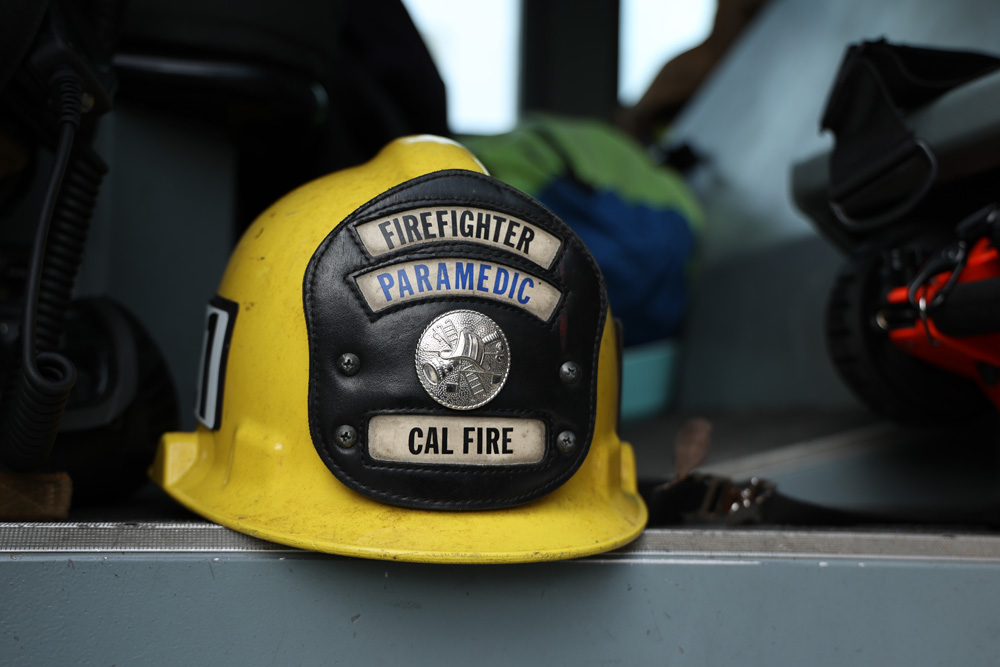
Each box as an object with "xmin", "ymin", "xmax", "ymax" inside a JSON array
[{"xmin": 194, "ymin": 296, "xmax": 238, "ymax": 430}]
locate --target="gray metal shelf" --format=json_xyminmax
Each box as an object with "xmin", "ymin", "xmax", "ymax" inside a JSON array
[{"xmin": 4, "ymin": 521, "xmax": 1000, "ymax": 666}]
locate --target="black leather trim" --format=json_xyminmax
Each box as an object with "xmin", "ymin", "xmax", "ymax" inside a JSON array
[{"xmin": 303, "ymin": 170, "xmax": 606, "ymax": 510}]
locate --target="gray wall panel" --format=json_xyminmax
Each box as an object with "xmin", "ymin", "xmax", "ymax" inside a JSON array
[{"xmin": 77, "ymin": 106, "xmax": 236, "ymax": 429}]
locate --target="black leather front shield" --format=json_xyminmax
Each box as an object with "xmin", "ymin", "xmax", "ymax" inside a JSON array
[{"xmin": 304, "ymin": 170, "xmax": 606, "ymax": 510}]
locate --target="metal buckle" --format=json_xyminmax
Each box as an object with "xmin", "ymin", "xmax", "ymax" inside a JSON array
[{"xmin": 682, "ymin": 473, "xmax": 776, "ymax": 525}]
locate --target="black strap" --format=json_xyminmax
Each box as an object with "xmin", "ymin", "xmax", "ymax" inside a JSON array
[
  {"xmin": 821, "ymin": 40, "xmax": 1000, "ymax": 231},
  {"xmin": 643, "ymin": 473, "xmax": 1000, "ymax": 529}
]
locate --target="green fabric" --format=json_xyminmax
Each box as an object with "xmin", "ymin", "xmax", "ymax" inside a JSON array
[{"xmin": 460, "ymin": 114, "xmax": 703, "ymax": 231}]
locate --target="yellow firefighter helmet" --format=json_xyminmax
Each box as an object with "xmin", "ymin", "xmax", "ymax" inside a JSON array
[{"xmin": 151, "ymin": 136, "xmax": 647, "ymax": 563}]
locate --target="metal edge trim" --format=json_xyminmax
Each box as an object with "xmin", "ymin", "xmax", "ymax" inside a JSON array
[{"xmin": 3, "ymin": 522, "xmax": 1000, "ymax": 563}]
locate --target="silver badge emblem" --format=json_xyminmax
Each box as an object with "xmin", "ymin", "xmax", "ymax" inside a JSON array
[{"xmin": 415, "ymin": 310, "xmax": 511, "ymax": 410}]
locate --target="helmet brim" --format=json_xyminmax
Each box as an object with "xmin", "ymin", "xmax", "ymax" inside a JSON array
[{"xmin": 152, "ymin": 433, "xmax": 645, "ymax": 563}]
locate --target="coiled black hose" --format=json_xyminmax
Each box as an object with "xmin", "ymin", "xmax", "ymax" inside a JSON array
[
  {"xmin": 0, "ymin": 68, "xmax": 93, "ymax": 471},
  {"xmin": 1, "ymin": 353, "xmax": 76, "ymax": 470},
  {"xmin": 35, "ymin": 149, "xmax": 107, "ymax": 353}
]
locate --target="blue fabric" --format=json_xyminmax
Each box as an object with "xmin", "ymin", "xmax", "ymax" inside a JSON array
[{"xmin": 537, "ymin": 177, "xmax": 696, "ymax": 346}]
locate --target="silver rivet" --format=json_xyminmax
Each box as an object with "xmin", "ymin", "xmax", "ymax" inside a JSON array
[
  {"xmin": 335, "ymin": 425, "xmax": 357, "ymax": 448},
  {"xmin": 556, "ymin": 431, "xmax": 577, "ymax": 454},
  {"xmin": 874, "ymin": 309, "xmax": 889, "ymax": 331},
  {"xmin": 559, "ymin": 361, "xmax": 580, "ymax": 385},
  {"xmin": 337, "ymin": 353, "xmax": 361, "ymax": 376}
]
